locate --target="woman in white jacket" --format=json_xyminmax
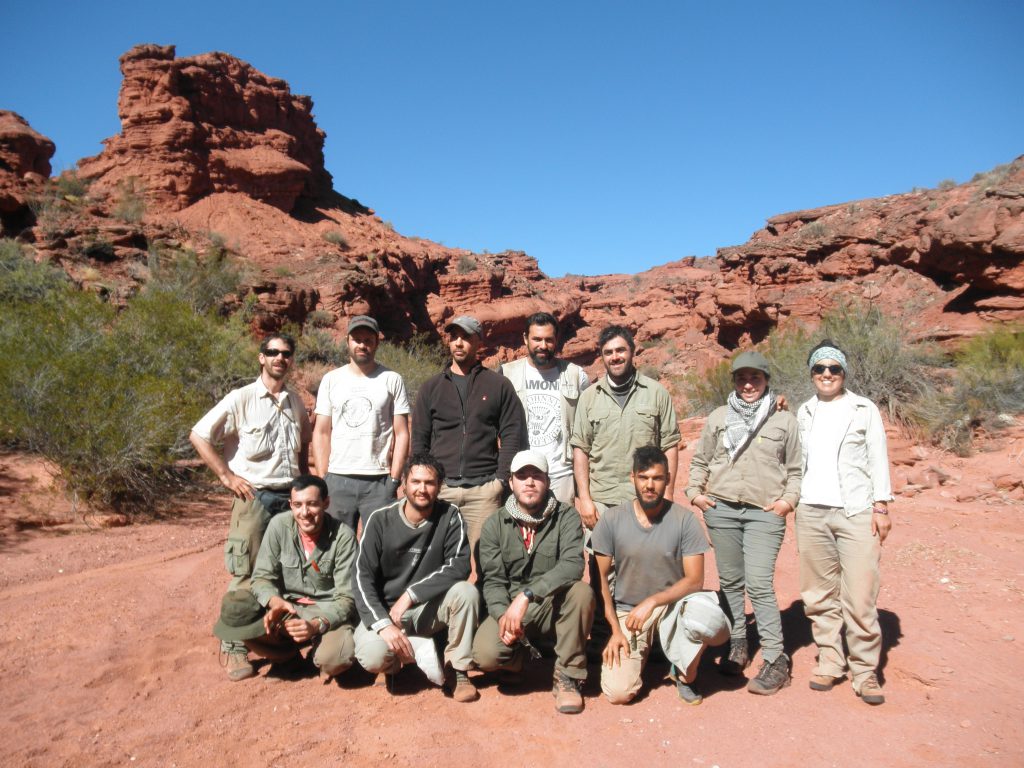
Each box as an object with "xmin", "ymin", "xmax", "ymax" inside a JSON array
[{"xmin": 796, "ymin": 340, "xmax": 892, "ymax": 705}]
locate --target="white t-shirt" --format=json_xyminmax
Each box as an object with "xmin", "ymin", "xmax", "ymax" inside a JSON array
[
  {"xmin": 315, "ymin": 364, "xmax": 410, "ymax": 476},
  {"xmin": 521, "ymin": 363, "xmax": 590, "ymax": 479},
  {"xmin": 800, "ymin": 397, "xmax": 850, "ymax": 507}
]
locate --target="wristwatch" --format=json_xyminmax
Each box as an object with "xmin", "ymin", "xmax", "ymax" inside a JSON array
[{"xmin": 521, "ymin": 588, "xmax": 536, "ymax": 603}]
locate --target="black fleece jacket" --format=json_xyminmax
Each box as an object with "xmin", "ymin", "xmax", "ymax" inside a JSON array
[{"xmin": 411, "ymin": 362, "xmax": 526, "ymax": 482}]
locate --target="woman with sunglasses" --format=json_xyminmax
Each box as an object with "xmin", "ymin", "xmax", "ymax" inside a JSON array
[
  {"xmin": 685, "ymin": 351, "xmax": 802, "ymax": 696},
  {"xmin": 795, "ymin": 340, "xmax": 892, "ymax": 705}
]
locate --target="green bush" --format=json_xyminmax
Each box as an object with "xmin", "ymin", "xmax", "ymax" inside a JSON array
[
  {"xmin": 680, "ymin": 359, "xmax": 733, "ymax": 416},
  {"xmin": 322, "ymin": 230, "xmax": 348, "ymax": 248},
  {"xmin": 0, "ymin": 246, "xmax": 255, "ymax": 511},
  {"xmin": 375, "ymin": 334, "xmax": 448, "ymax": 406},
  {"xmin": 296, "ymin": 327, "xmax": 344, "ymax": 366},
  {"xmin": 456, "ymin": 255, "xmax": 477, "ymax": 274},
  {"xmin": 112, "ymin": 177, "xmax": 146, "ymax": 223},
  {"xmin": 306, "ymin": 309, "xmax": 335, "ymax": 328},
  {"xmin": 147, "ymin": 243, "xmax": 245, "ymax": 314},
  {"xmin": 920, "ymin": 326, "xmax": 1024, "ymax": 454},
  {"xmin": 0, "ymin": 239, "xmax": 67, "ymax": 301}
]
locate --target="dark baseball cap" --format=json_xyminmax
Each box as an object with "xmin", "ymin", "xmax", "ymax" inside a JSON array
[{"xmin": 347, "ymin": 315, "xmax": 380, "ymax": 335}]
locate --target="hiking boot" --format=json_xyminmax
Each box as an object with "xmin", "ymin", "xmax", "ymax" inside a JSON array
[
  {"xmin": 747, "ymin": 653, "xmax": 791, "ymax": 696},
  {"xmin": 222, "ymin": 651, "xmax": 255, "ymax": 682},
  {"xmin": 668, "ymin": 665, "xmax": 702, "ymax": 705},
  {"xmin": 719, "ymin": 640, "xmax": 750, "ymax": 676},
  {"xmin": 451, "ymin": 669, "xmax": 480, "ymax": 703},
  {"xmin": 809, "ymin": 673, "xmax": 842, "ymax": 692},
  {"xmin": 855, "ymin": 673, "xmax": 885, "ymax": 705},
  {"xmin": 552, "ymin": 670, "xmax": 584, "ymax": 714}
]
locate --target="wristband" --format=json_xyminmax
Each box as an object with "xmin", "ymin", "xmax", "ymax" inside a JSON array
[{"xmin": 872, "ymin": 506, "xmax": 889, "ymax": 516}]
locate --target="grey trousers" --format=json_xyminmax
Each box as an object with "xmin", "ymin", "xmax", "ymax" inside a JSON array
[
  {"xmin": 324, "ymin": 473, "xmax": 393, "ymax": 533},
  {"xmin": 703, "ymin": 498, "xmax": 787, "ymax": 662},
  {"xmin": 354, "ymin": 581, "xmax": 479, "ymax": 674}
]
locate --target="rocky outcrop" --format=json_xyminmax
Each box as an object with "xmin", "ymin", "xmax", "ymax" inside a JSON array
[
  {"xmin": 76, "ymin": 44, "xmax": 333, "ymax": 214},
  {"xmin": 0, "ymin": 111, "xmax": 55, "ymax": 231}
]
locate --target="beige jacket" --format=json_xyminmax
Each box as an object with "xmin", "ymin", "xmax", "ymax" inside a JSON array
[{"xmin": 685, "ymin": 406, "xmax": 802, "ymax": 509}]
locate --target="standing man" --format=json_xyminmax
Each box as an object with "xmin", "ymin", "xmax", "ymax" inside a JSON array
[
  {"xmin": 411, "ymin": 315, "xmax": 526, "ymax": 548},
  {"xmin": 213, "ymin": 475, "xmax": 358, "ymax": 681},
  {"xmin": 500, "ymin": 312, "xmax": 589, "ymax": 504},
  {"xmin": 593, "ymin": 447, "xmax": 730, "ymax": 705},
  {"xmin": 312, "ymin": 315, "xmax": 410, "ymax": 532},
  {"xmin": 191, "ymin": 333, "xmax": 312, "ymax": 681},
  {"xmin": 353, "ymin": 453, "xmax": 480, "ymax": 702},
  {"xmin": 571, "ymin": 325, "xmax": 681, "ymax": 529},
  {"xmin": 473, "ymin": 450, "xmax": 595, "ymax": 714}
]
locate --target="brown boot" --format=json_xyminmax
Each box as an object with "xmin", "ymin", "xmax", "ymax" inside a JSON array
[
  {"xmin": 451, "ymin": 669, "xmax": 480, "ymax": 703},
  {"xmin": 855, "ymin": 673, "xmax": 885, "ymax": 705},
  {"xmin": 223, "ymin": 651, "xmax": 255, "ymax": 682},
  {"xmin": 552, "ymin": 670, "xmax": 584, "ymax": 714}
]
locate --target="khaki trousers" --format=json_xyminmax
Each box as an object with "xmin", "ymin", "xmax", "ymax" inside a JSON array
[
  {"xmin": 440, "ymin": 480, "xmax": 504, "ymax": 549},
  {"xmin": 472, "ymin": 581, "xmax": 595, "ymax": 680},
  {"xmin": 795, "ymin": 503, "xmax": 881, "ymax": 685},
  {"xmin": 600, "ymin": 604, "xmax": 669, "ymax": 704},
  {"xmin": 245, "ymin": 623, "xmax": 356, "ymax": 678},
  {"xmin": 354, "ymin": 581, "xmax": 479, "ymax": 674}
]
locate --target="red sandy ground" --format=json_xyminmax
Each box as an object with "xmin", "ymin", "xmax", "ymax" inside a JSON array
[{"xmin": 1, "ymin": 429, "xmax": 1022, "ymax": 768}]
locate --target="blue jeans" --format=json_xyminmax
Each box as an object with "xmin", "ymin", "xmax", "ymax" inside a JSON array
[{"xmin": 703, "ymin": 498, "xmax": 787, "ymax": 662}]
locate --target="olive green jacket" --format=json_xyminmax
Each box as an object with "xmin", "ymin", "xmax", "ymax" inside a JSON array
[{"xmin": 685, "ymin": 406, "xmax": 803, "ymax": 509}]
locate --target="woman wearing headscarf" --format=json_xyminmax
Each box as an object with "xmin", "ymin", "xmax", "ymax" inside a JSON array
[
  {"xmin": 685, "ymin": 351, "xmax": 802, "ymax": 696},
  {"xmin": 795, "ymin": 340, "xmax": 892, "ymax": 705}
]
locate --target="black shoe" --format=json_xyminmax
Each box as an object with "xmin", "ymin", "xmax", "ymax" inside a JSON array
[
  {"xmin": 719, "ymin": 640, "xmax": 749, "ymax": 676},
  {"xmin": 668, "ymin": 665, "xmax": 702, "ymax": 705},
  {"xmin": 747, "ymin": 653, "xmax": 791, "ymax": 696}
]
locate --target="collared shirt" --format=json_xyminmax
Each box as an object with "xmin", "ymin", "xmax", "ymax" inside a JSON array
[
  {"xmin": 570, "ymin": 373, "xmax": 681, "ymax": 505},
  {"xmin": 192, "ymin": 377, "xmax": 311, "ymax": 489},
  {"xmin": 251, "ymin": 513, "xmax": 358, "ymax": 629}
]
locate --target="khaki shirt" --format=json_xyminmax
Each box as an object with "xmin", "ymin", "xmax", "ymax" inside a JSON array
[
  {"xmin": 570, "ymin": 373, "xmax": 681, "ymax": 505},
  {"xmin": 685, "ymin": 406, "xmax": 802, "ymax": 509},
  {"xmin": 192, "ymin": 377, "xmax": 311, "ymax": 489}
]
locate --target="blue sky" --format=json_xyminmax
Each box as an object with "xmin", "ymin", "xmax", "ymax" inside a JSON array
[{"xmin": 2, "ymin": 1, "xmax": 1021, "ymax": 276}]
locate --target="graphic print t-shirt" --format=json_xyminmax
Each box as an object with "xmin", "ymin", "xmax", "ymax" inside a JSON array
[
  {"xmin": 521, "ymin": 364, "xmax": 589, "ymax": 479},
  {"xmin": 315, "ymin": 365, "xmax": 410, "ymax": 475}
]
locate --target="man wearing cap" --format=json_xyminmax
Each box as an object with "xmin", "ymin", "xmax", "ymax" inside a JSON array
[
  {"xmin": 593, "ymin": 446, "xmax": 729, "ymax": 705},
  {"xmin": 213, "ymin": 475, "xmax": 358, "ymax": 680},
  {"xmin": 472, "ymin": 450, "xmax": 595, "ymax": 714},
  {"xmin": 411, "ymin": 314, "xmax": 526, "ymax": 548},
  {"xmin": 191, "ymin": 333, "xmax": 312, "ymax": 682},
  {"xmin": 353, "ymin": 453, "xmax": 480, "ymax": 702},
  {"xmin": 499, "ymin": 312, "xmax": 589, "ymax": 505},
  {"xmin": 312, "ymin": 315, "xmax": 410, "ymax": 532}
]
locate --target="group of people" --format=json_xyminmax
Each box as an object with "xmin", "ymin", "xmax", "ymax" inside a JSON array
[{"xmin": 197, "ymin": 310, "xmax": 893, "ymax": 714}]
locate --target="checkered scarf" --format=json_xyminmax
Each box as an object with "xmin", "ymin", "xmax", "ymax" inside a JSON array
[{"xmin": 723, "ymin": 389, "xmax": 776, "ymax": 461}]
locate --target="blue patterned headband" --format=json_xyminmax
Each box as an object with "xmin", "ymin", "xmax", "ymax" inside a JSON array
[{"xmin": 808, "ymin": 346, "xmax": 848, "ymax": 372}]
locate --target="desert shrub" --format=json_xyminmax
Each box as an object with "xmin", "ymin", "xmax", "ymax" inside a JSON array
[
  {"xmin": 679, "ymin": 300, "xmax": 937, "ymax": 422},
  {"xmin": 375, "ymin": 334, "xmax": 448, "ymax": 406},
  {"xmin": 322, "ymin": 230, "xmax": 348, "ymax": 248},
  {"xmin": 273, "ymin": 265, "xmax": 293, "ymax": 278},
  {"xmin": 55, "ymin": 171, "xmax": 90, "ymax": 199},
  {"xmin": 936, "ymin": 178, "xmax": 957, "ymax": 191},
  {"xmin": 296, "ymin": 328, "xmax": 344, "ymax": 366},
  {"xmin": 456, "ymin": 254, "xmax": 477, "ymax": 274},
  {"xmin": 147, "ymin": 243, "xmax": 245, "ymax": 314},
  {"xmin": 0, "ymin": 239, "xmax": 67, "ymax": 301},
  {"xmin": 920, "ymin": 326, "xmax": 1024, "ymax": 454},
  {"xmin": 112, "ymin": 177, "xmax": 146, "ymax": 223},
  {"xmin": 306, "ymin": 309, "xmax": 335, "ymax": 328},
  {"xmin": 0, "ymin": 263, "xmax": 255, "ymax": 511}
]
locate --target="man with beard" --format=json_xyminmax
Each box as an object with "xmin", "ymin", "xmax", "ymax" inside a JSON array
[
  {"xmin": 499, "ymin": 313, "xmax": 589, "ymax": 504},
  {"xmin": 191, "ymin": 333, "xmax": 312, "ymax": 681},
  {"xmin": 213, "ymin": 475, "xmax": 358, "ymax": 680},
  {"xmin": 312, "ymin": 315, "xmax": 410, "ymax": 532},
  {"xmin": 411, "ymin": 315, "xmax": 526, "ymax": 548},
  {"xmin": 592, "ymin": 447, "xmax": 730, "ymax": 705},
  {"xmin": 353, "ymin": 453, "xmax": 480, "ymax": 702},
  {"xmin": 473, "ymin": 450, "xmax": 594, "ymax": 714}
]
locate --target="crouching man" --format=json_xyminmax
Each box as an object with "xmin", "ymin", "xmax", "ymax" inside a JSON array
[
  {"xmin": 473, "ymin": 450, "xmax": 595, "ymax": 714},
  {"xmin": 594, "ymin": 446, "xmax": 730, "ymax": 705},
  {"xmin": 213, "ymin": 475, "xmax": 357, "ymax": 679},
  {"xmin": 353, "ymin": 453, "xmax": 480, "ymax": 702}
]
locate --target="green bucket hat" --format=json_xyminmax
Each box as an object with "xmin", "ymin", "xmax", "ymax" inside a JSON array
[
  {"xmin": 213, "ymin": 590, "xmax": 267, "ymax": 642},
  {"xmin": 730, "ymin": 350, "xmax": 771, "ymax": 376}
]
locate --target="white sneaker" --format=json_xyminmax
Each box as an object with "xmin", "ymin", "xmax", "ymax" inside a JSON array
[{"xmin": 408, "ymin": 635, "xmax": 444, "ymax": 686}]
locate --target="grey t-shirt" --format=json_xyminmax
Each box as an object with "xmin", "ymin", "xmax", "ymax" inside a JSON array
[{"xmin": 591, "ymin": 501, "xmax": 709, "ymax": 610}]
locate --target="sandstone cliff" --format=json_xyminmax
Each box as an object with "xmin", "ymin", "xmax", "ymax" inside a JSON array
[{"xmin": 3, "ymin": 45, "xmax": 1022, "ymax": 381}]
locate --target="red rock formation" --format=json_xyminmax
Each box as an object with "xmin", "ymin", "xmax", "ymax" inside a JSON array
[
  {"xmin": 0, "ymin": 111, "xmax": 55, "ymax": 231},
  {"xmin": 77, "ymin": 44, "xmax": 332, "ymax": 214}
]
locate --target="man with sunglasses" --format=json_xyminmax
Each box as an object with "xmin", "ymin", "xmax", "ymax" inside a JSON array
[{"xmin": 191, "ymin": 333, "xmax": 312, "ymax": 682}]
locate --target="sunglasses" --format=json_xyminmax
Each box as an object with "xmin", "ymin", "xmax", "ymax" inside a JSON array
[
  {"xmin": 263, "ymin": 348, "xmax": 294, "ymax": 359},
  {"xmin": 812, "ymin": 364, "xmax": 844, "ymax": 375}
]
